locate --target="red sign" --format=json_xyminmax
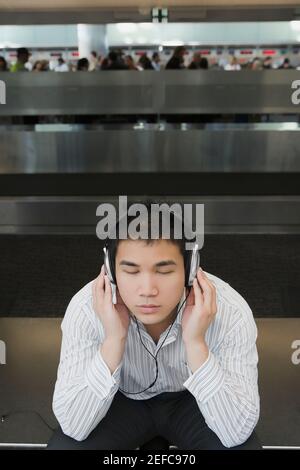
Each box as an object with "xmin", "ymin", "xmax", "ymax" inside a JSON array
[{"xmin": 263, "ymin": 50, "xmax": 276, "ymax": 55}]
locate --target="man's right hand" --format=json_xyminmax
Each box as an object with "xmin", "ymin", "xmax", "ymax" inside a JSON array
[{"xmin": 92, "ymin": 264, "xmax": 130, "ymax": 341}]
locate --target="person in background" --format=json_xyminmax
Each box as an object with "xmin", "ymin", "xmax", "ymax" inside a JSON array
[
  {"xmin": 54, "ymin": 57, "xmax": 69, "ymax": 72},
  {"xmin": 10, "ymin": 47, "xmax": 30, "ymax": 72},
  {"xmin": 89, "ymin": 51, "xmax": 99, "ymax": 71},
  {"xmin": 262, "ymin": 56, "xmax": 273, "ymax": 69},
  {"xmin": 151, "ymin": 52, "xmax": 161, "ymax": 71},
  {"xmin": 199, "ymin": 57, "xmax": 209, "ymax": 70},
  {"xmin": 0, "ymin": 56, "xmax": 8, "ymax": 72},
  {"xmin": 137, "ymin": 53, "xmax": 154, "ymax": 71},
  {"xmin": 224, "ymin": 56, "xmax": 241, "ymax": 71},
  {"xmin": 102, "ymin": 51, "xmax": 128, "ymax": 70},
  {"xmin": 32, "ymin": 60, "xmax": 47, "ymax": 72},
  {"xmin": 188, "ymin": 52, "xmax": 201, "ymax": 69},
  {"xmin": 100, "ymin": 57, "xmax": 109, "ymax": 70},
  {"xmin": 165, "ymin": 46, "xmax": 186, "ymax": 69},
  {"xmin": 278, "ymin": 57, "xmax": 293, "ymax": 69},
  {"xmin": 97, "ymin": 54, "xmax": 103, "ymax": 70},
  {"xmin": 250, "ymin": 58, "xmax": 263, "ymax": 70},
  {"xmin": 77, "ymin": 58, "xmax": 90, "ymax": 71},
  {"xmin": 125, "ymin": 55, "xmax": 138, "ymax": 70},
  {"xmin": 25, "ymin": 52, "xmax": 33, "ymax": 71}
]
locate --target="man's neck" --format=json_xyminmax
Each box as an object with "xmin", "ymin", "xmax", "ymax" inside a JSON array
[{"xmin": 144, "ymin": 306, "xmax": 178, "ymax": 343}]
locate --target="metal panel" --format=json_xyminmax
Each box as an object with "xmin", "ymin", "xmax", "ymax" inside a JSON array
[
  {"xmin": 0, "ymin": 71, "xmax": 160, "ymax": 115},
  {"xmin": 0, "ymin": 70, "xmax": 299, "ymax": 116},
  {"xmin": 0, "ymin": 127, "xmax": 300, "ymax": 173},
  {"xmin": 161, "ymin": 70, "xmax": 298, "ymax": 114},
  {"xmin": 0, "ymin": 196, "xmax": 300, "ymax": 234}
]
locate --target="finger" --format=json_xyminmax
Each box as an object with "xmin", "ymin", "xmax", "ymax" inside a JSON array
[
  {"xmin": 92, "ymin": 278, "xmax": 97, "ymax": 304},
  {"xmin": 92, "ymin": 277, "xmax": 103, "ymax": 312},
  {"xmin": 199, "ymin": 269, "xmax": 215, "ymax": 289},
  {"xmin": 193, "ymin": 276, "xmax": 204, "ymax": 306},
  {"xmin": 104, "ymin": 274, "xmax": 112, "ymax": 305},
  {"xmin": 98, "ymin": 265, "xmax": 105, "ymax": 289},
  {"xmin": 201, "ymin": 270, "xmax": 217, "ymax": 305},
  {"xmin": 197, "ymin": 269, "xmax": 216, "ymax": 309},
  {"xmin": 185, "ymin": 286, "xmax": 195, "ymax": 306},
  {"xmin": 197, "ymin": 269, "xmax": 213, "ymax": 297},
  {"xmin": 100, "ymin": 263, "xmax": 105, "ymax": 279}
]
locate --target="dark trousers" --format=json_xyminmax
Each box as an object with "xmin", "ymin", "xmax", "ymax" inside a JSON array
[{"xmin": 47, "ymin": 389, "xmax": 262, "ymax": 450}]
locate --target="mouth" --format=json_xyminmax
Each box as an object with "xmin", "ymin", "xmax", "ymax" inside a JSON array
[{"xmin": 137, "ymin": 305, "xmax": 161, "ymax": 313}]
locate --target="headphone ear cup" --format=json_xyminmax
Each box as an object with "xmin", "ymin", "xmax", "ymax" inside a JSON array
[
  {"xmin": 103, "ymin": 245, "xmax": 114, "ymax": 284},
  {"xmin": 186, "ymin": 246, "xmax": 200, "ymax": 287},
  {"xmin": 107, "ymin": 245, "xmax": 116, "ymax": 285},
  {"xmin": 184, "ymin": 250, "xmax": 192, "ymax": 287}
]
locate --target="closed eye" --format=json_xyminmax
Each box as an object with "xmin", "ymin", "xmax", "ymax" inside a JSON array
[{"xmin": 124, "ymin": 271, "xmax": 174, "ymax": 275}]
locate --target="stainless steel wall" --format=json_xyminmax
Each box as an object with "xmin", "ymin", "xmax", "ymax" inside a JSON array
[
  {"xmin": 1, "ymin": 196, "xmax": 300, "ymax": 235},
  {"xmin": 0, "ymin": 70, "xmax": 299, "ymax": 115},
  {"xmin": 0, "ymin": 125, "xmax": 300, "ymax": 174}
]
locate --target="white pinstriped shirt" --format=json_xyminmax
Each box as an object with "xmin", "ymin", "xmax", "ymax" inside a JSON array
[{"xmin": 52, "ymin": 271, "xmax": 260, "ymax": 447}]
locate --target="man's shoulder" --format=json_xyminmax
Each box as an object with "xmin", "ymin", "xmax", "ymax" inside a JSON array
[
  {"xmin": 61, "ymin": 279, "xmax": 100, "ymax": 334},
  {"xmin": 204, "ymin": 271, "xmax": 255, "ymax": 329}
]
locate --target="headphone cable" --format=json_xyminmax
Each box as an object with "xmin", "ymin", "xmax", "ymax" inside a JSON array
[{"xmin": 119, "ymin": 287, "xmax": 191, "ymax": 395}]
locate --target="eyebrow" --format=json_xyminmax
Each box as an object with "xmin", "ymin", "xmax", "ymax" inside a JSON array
[{"xmin": 119, "ymin": 260, "xmax": 177, "ymax": 268}]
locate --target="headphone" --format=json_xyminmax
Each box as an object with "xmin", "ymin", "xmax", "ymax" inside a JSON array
[{"xmin": 103, "ymin": 240, "xmax": 200, "ymax": 304}]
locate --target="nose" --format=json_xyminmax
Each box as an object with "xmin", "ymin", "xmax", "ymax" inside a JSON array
[{"xmin": 138, "ymin": 274, "xmax": 159, "ymax": 298}]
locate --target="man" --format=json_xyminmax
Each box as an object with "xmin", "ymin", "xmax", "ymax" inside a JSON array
[
  {"xmin": 89, "ymin": 50, "xmax": 99, "ymax": 71},
  {"xmin": 10, "ymin": 47, "xmax": 30, "ymax": 72},
  {"xmin": 54, "ymin": 57, "xmax": 69, "ymax": 72},
  {"xmin": 165, "ymin": 46, "xmax": 186, "ymax": 69},
  {"xmin": 279, "ymin": 58, "xmax": 293, "ymax": 70},
  {"xmin": 102, "ymin": 51, "xmax": 128, "ymax": 70},
  {"xmin": 151, "ymin": 52, "xmax": 161, "ymax": 71},
  {"xmin": 48, "ymin": 206, "xmax": 260, "ymax": 450}
]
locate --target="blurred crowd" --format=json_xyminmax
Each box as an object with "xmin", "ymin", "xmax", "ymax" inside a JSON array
[{"xmin": 0, "ymin": 46, "xmax": 297, "ymax": 73}]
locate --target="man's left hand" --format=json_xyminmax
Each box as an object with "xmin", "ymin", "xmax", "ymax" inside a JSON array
[{"xmin": 181, "ymin": 268, "xmax": 217, "ymax": 345}]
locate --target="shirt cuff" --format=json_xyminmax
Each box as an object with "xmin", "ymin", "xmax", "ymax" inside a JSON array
[
  {"xmin": 183, "ymin": 350, "xmax": 225, "ymax": 404},
  {"xmin": 85, "ymin": 349, "xmax": 123, "ymax": 400}
]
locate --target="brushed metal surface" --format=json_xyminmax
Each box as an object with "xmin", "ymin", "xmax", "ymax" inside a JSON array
[
  {"xmin": 0, "ymin": 70, "xmax": 299, "ymax": 116},
  {"xmin": 0, "ymin": 128, "xmax": 300, "ymax": 173}
]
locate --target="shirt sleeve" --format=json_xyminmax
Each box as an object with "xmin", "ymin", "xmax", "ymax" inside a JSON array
[
  {"xmin": 183, "ymin": 315, "xmax": 260, "ymax": 448},
  {"xmin": 52, "ymin": 300, "xmax": 124, "ymax": 441}
]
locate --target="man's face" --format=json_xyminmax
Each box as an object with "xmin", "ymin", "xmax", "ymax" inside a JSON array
[{"xmin": 115, "ymin": 239, "xmax": 185, "ymax": 326}]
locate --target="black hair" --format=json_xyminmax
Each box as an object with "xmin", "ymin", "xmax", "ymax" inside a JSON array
[
  {"xmin": 108, "ymin": 51, "xmax": 118, "ymax": 62},
  {"xmin": 17, "ymin": 47, "xmax": 29, "ymax": 57},
  {"xmin": 77, "ymin": 58, "xmax": 89, "ymax": 70},
  {"xmin": 199, "ymin": 57, "xmax": 209, "ymax": 69},
  {"xmin": 104, "ymin": 198, "xmax": 190, "ymax": 272}
]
